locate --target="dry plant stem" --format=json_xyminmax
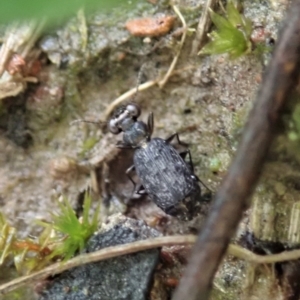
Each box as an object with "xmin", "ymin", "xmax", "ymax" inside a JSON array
[
  {"xmin": 104, "ymin": 6, "xmax": 187, "ymax": 118},
  {"xmin": 158, "ymin": 5, "xmax": 187, "ymax": 88},
  {"xmin": 173, "ymin": 1, "xmax": 300, "ymax": 300},
  {"xmin": 0, "ymin": 235, "xmax": 195, "ymax": 295},
  {"xmin": 104, "ymin": 66, "xmax": 195, "ymax": 120},
  {"xmin": 3, "ymin": 236, "xmax": 300, "ymax": 295},
  {"xmin": 104, "ymin": 80, "xmax": 157, "ymax": 119},
  {"xmin": 228, "ymin": 245, "xmax": 300, "ymax": 264},
  {"xmin": 19, "ymin": 20, "xmax": 45, "ymax": 59},
  {"xmin": 77, "ymin": 9, "xmax": 88, "ymax": 52},
  {"xmin": 191, "ymin": 0, "xmax": 217, "ymax": 56},
  {"xmin": 0, "ymin": 21, "xmax": 44, "ymax": 77},
  {"xmin": 218, "ymin": 0, "xmax": 226, "ymax": 14}
]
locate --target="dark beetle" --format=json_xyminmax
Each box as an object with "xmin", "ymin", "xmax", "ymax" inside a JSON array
[{"xmin": 108, "ymin": 104, "xmax": 204, "ymax": 220}]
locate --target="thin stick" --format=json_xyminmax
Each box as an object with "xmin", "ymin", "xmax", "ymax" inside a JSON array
[
  {"xmin": 103, "ymin": 66, "xmax": 197, "ymax": 120},
  {"xmin": 228, "ymin": 244, "xmax": 300, "ymax": 264},
  {"xmin": 0, "ymin": 235, "xmax": 196, "ymax": 295},
  {"xmin": 158, "ymin": 5, "xmax": 187, "ymax": 88},
  {"xmin": 104, "ymin": 5, "xmax": 188, "ymax": 117},
  {"xmin": 190, "ymin": 0, "xmax": 217, "ymax": 56},
  {"xmin": 173, "ymin": 1, "xmax": 300, "ymax": 299},
  {"xmin": 104, "ymin": 79, "xmax": 157, "ymax": 119},
  {"xmin": 3, "ymin": 234, "xmax": 300, "ymax": 295}
]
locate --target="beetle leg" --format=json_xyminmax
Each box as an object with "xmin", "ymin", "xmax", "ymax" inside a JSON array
[
  {"xmin": 165, "ymin": 132, "xmax": 187, "ymax": 146},
  {"xmin": 135, "ymin": 183, "xmax": 147, "ymax": 195},
  {"xmin": 166, "ymin": 133, "xmax": 195, "ymax": 173},
  {"xmin": 126, "ymin": 165, "xmax": 146, "ymax": 197},
  {"xmin": 126, "ymin": 164, "xmax": 136, "ymax": 186},
  {"xmin": 101, "ymin": 162, "xmax": 111, "ymax": 208},
  {"xmin": 147, "ymin": 112, "xmax": 154, "ymax": 138},
  {"xmin": 179, "ymin": 149, "xmax": 211, "ymax": 192},
  {"xmin": 116, "ymin": 141, "xmax": 134, "ymax": 149},
  {"xmin": 179, "ymin": 149, "xmax": 194, "ymax": 172}
]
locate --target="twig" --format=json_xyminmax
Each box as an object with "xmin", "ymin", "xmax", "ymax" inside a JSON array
[
  {"xmin": 0, "ymin": 235, "xmax": 196, "ymax": 295},
  {"xmin": 218, "ymin": 0, "xmax": 226, "ymax": 14},
  {"xmin": 158, "ymin": 5, "xmax": 187, "ymax": 88},
  {"xmin": 19, "ymin": 20, "xmax": 45, "ymax": 59},
  {"xmin": 173, "ymin": 1, "xmax": 300, "ymax": 299},
  {"xmin": 3, "ymin": 235, "xmax": 300, "ymax": 295},
  {"xmin": 103, "ymin": 65, "xmax": 196, "ymax": 120},
  {"xmin": 104, "ymin": 79, "xmax": 157, "ymax": 119},
  {"xmin": 228, "ymin": 244, "xmax": 300, "ymax": 264},
  {"xmin": 77, "ymin": 9, "xmax": 88, "ymax": 52},
  {"xmin": 104, "ymin": 6, "xmax": 189, "ymax": 118},
  {"xmin": 190, "ymin": 0, "xmax": 217, "ymax": 56}
]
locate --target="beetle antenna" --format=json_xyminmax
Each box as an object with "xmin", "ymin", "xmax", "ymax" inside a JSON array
[
  {"xmin": 70, "ymin": 119, "xmax": 104, "ymax": 126},
  {"xmin": 131, "ymin": 63, "xmax": 148, "ymax": 103}
]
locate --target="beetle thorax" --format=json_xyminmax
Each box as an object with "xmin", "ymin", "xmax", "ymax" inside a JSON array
[{"xmin": 123, "ymin": 121, "xmax": 149, "ymax": 147}]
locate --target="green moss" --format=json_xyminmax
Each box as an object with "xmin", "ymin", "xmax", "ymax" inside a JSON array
[
  {"xmin": 47, "ymin": 192, "xmax": 100, "ymax": 260},
  {"xmin": 0, "ymin": 192, "xmax": 100, "ymax": 274},
  {"xmin": 200, "ymin": 1, "xmax": 252, "ymax": 58}
]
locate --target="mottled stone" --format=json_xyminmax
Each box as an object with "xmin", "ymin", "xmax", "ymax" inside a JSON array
[{"xmin": 39, "ymin": 216, "xmax": 160, "ymax": 300}]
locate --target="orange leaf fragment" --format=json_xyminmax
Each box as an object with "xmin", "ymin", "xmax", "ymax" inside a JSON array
[{"xmin": 125, "ymin": 15, "xmax": 175, "ymax": 37}]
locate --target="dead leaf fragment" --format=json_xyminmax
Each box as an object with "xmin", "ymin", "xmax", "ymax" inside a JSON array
[
  {"xmin": 6, "ymin": 54, "xmax": 26, "ymax": 75},
  {"xmin": 125, "ymin": 15, "xmax": 175, "ymax": 37}
]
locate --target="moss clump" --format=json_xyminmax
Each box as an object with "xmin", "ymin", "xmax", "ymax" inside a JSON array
[
  {"xmin": 200, "ymin": 1, "xmax": 252, "ymax": 58},
  {"xmin": 0, "ymin": 192, "xmax": 100, "ymax": 274},
  {"xmin": 45, "ymin": 192, "xmax": 100, "ymax": 261}
]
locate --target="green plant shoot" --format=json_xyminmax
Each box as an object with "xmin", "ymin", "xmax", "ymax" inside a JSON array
[
  {"xmin": 49, "ymin": 193, "xmax": 100, "ymax": 260},
  {"xmin": 0, "ymin": 193, "xmax": 100, "ymax": 275},
  {"xmin": 199, "ymin": 1, "xmax": 252, "ymax": 58}
]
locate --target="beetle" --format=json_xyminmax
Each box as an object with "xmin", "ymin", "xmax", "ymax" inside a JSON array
[{"xmin": 108, "ymin": 103, "xmax": 207, "ymax": 220}]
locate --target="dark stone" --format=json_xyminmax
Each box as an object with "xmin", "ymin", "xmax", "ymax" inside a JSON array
[{"xmin": 39, "ymin": 216, "xmax": 160, "ymax": 300}]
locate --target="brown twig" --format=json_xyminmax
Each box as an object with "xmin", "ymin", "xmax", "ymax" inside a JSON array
[
  {"xmin": 0, "ymin": 235, "xmax": 196, "ymax": 295},
  {"xmin": 190, "ymin": 0, "xmax": 217, "ymax": 56},
  {"xmin": 158, "ymin": 5, "xmax": 187, "ymax": 88},
  {"xmin": 173, "ymin": 1, "xmax": 300, "ymax": 299},
  {"xmin": 228, "ymin": 244, "xmax": 300, "ymax": 264},
  {"xmin": 104, "ymin": 80, "xmax": 157, "ymax": 119},
  {"xmin": 103, "ymin": 64, "xmax": 195, "ymax": 120},
  {"xmin": 3, "ymin": 234, "xmax": 300, "ymax": 295},
  {"xmin": 104, "ymin": 6, "xmax": 188, "ymax": 118}
]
